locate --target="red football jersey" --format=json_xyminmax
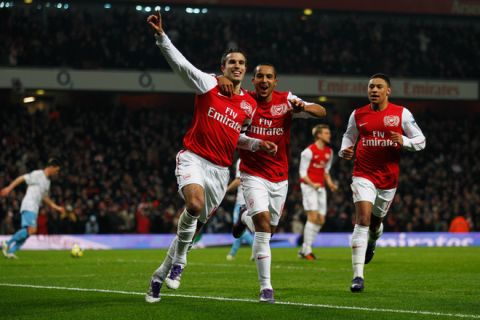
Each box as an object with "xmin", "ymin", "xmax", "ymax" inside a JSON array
[
  {"xmin": 239, "ymin": 91, "xmax": 293, "ymax": 182},
  {"xmin": 300, "ymin": 143, "xmax": 333, "ymax": 186},
  {"xmin": 353, "ymin": 103, "xmax": 404, "ymax": 189},
  {"xmin": 183, "ymin": 86, "xmax": 256, "ymax": 167}
]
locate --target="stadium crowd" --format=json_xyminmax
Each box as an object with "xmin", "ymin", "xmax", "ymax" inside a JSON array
[
  {"xmin": 0, "ymin": 3, "xmax": 479, "ymax": 79},
  {"xmin": 0, "ymin": 103, "xmax": 478, "ymax": 235}
]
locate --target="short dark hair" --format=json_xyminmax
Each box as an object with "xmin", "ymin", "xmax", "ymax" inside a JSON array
[
  {"xmin": 370, "ymin": 73, "xmax": 391, "ymax": 87},
  {"xmin": 254, "ymin": 63, "xmax": 277, "ymax": 78},
  {"xmin": 220, "ymin": 48, "xmax": 247, "ymax": 67},
  {"xmin": 47, "ymin": 157, "xmax": 61, "ymax": 168}
]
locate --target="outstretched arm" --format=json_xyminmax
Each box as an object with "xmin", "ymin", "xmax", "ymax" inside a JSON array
[
  {"xmin": 288, "ymin": 93, "xmax": 326, "ymax": 118},
  {"xmin": 238, "ymin": 134, "xmax": 278, "ymax": 155},
  {"xmin": 0, "ymin": 175, "xmax": 25, "ymax": 197},
  {"xmin": 147, "ymin": 13, "xmax": 216, "ymax": 94},
  {"xmin": 43, "ymin": 196, "xmax": 65, "ymax": 214}
]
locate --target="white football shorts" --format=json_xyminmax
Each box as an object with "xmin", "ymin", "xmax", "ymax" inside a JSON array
[
  {"xmin": 300, "ymin": 183, "xmax": 327, "ymax": 215},
  {"xmin": 240, "ymin": 173, "xmax": 288, "ymax": 227},
  {"xmin": 350, "ymin": 176, "xmax": 396, "ymax": 218},
  {"xmin": 175, "ymin": 150, "xmax": 230, "ymax": 224}
]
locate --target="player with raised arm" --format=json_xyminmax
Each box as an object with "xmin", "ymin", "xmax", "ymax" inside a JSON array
[
  {"xmin": 144, "ymin": 13, "xmax": 277, "ymax": 303},
  {"xmin": 1, "ymin": 158, "xmax": 65, "ymax": 259},
  {"xmin": 298, "ymin": 124, "xmax": 338, "ymax": 260},
  {"xmin": 223, "ymin": 64, "xmax": 326, "ymax": 302},
  {"xmin": 226, "ymin": 159, "xmax": 254, "ymax": 261},
  {"xmin": 339, "ymin": 73, "xmax": 426, "ymax": 292}
]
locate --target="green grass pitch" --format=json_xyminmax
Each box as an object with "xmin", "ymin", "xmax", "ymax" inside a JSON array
[{"xmin": 0, "ymin": 247, "xmax": 479, "ymax": 320}]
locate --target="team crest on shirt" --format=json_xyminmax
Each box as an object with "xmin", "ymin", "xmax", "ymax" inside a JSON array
[
  {"xmin": 270, "ymin": 103, "xmax": 289, "ymax": 116},
  {"xmin": 240, "ymin": 100, "xmax": 253, "ymax": 117},
  {"xmin": 383, "ymin": 115, "xmax": 400, "ymax": 127}
]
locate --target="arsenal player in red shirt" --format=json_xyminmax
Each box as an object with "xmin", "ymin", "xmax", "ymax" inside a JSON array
[
  {"xmin": 145, "ymin": 13, "xmax": 277, "ymax": 303},
  {"xmin": 221, "ymin": 64, "xmax": 326, "ymax": 302},
  {"xmin": 339, "ymin": 74, "xmax": 426, "ymax": 292},
  {"xmin": 298, "ymin": 124, "xmax": 338, "ymax": 260}
]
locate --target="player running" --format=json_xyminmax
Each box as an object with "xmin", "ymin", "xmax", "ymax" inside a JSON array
[
  {"xmin": 298, "ymin": 124, "xmax": 338, "ymax": 260},
  {"xmin": 1, "ymin": 158, "xmax": 65, "ymax": 259},
  {"xmin": 224, "ymin": 63, "xmax": 326, "ymax": 302},
  {"xmin": 144, "ymin": 13, "xmax": 277, "ymax": 303},
  {"xmin": 339, "ymin": 73, "xmax": 426, "ymax": 292}
]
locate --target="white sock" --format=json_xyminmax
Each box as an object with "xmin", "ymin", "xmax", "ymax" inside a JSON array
[
  {"xmin": 302, "ymin": 221, "xmax": 321, "ymax": 254},
  {"xmin": 253, "ymin": 232, "xmax": 272, "ymax": 290},
  {"xmin": 172, "ymin": 209, "xmax": 198, "ymax": 267},
  {"xmin": 153, "ymin": 237, "xmax": 177, "ymax": 281},
  {"xmin": 241, "ymin": 211, "xmax": 255, "ymax": 233},
  {"xmin": 351, "ymin": 224, "xmax": 369, "ymax": 279},
  {"xmin": 368, "ymin": 223, "xmax": 383, "ymax": 246}
]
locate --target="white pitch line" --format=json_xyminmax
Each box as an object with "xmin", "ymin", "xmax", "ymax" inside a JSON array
[{"xmin": 0, "ymin": 283, "xmax": 478, "ymax": 319}]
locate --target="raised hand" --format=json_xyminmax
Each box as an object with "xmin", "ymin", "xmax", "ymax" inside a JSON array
[{"xmin": 147, "ymin": 12, "xmax": 164, "ymax": 35}]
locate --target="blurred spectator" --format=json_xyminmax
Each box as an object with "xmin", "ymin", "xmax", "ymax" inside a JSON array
[
  {"xmin": 85, "ymin": 215, "xmax": 99, "ymax": 234},
  {"xmin": 449, "ymin": 215, "xmax": 470, "ymax": 233},
  {"xmin": 0, "ymin": 4, "xmax": 478, "ymax": 79},
  {"xmin": 0, "ymin": 102, "xmax": 479, "ymax": 234}
]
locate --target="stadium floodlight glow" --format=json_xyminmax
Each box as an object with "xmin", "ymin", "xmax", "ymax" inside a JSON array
[
  {"xmin": 303, "ymin": 8, "xmax": 313, "ymax": 16},
  {"xmin": 164, "ymin": 6, "xmax": 170, "ymax": 11},
  {"xmin": 63, "ymin": 3, "xmax": 68, "ymax": 9},
  {"xmin": 201, "ymin": 8, "xmax": 208, "ymax": 13},
  {"xmin": 0, "ymin": 2, "xmax": 4, "ymax": 8},
  {"xmin": 45, "ymin": 2, "xmax": 50, "ymax": 7},
  {"xmin": 24, "ymin": 0, "xmax": 33, "ymax": 4},
  {"xmin": 318, "ymin": 96, "xmax": 327, "ymax": 102},
  {"xmin": 154, "ymin": 5, "xmax": 160, "ymax": 11},
  {"xmin": 35, "ymin": 89, "xmax": 45, "ymax": 95},
  {"xmin": 4, "ymin": 2, "xmax": 9, "ymax": 7},
  {"xmin": 193, "ymin": 8, "xmax": 200, "ymax": 14},
  {"xmin": 104, "ymin": 3, "xmax": 111, "ymax": 9},
  {"xmin": 23, "ymin": 97, "xmax": 36, "ymax": 104},
  {"xmin": 135, "ymin": 5, "xmax": 142, "ymax": 11},
  {"xmin": 144, "ymin": 6, "xmax": 151, "ymax": 12},
  {"xmin": 56, "ymin": 3, "xmax": 62, "ymax": 9},
  {"xmin": 185, "ymin": 7, "xmax": 192, "ymax": 13}
]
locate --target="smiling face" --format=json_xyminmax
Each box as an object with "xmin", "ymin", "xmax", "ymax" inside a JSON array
[
  {"xmin": 221, "ymin": 52, "xmax": 247, "ymax": 85},
  {"xmin": 368, "ymin": 77, "xmax": 391, "ymax": 109},
  {"xmin": 252, "ymin": 65, "xmax": 277, "ymax": 102}
]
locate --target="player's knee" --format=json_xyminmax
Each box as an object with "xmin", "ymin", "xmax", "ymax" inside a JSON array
[
  {"xmin": 253, "ymin": 212, "xmax": 270, "ymax": 232},
  {"xmin": 185, "ymin": 198, "xmax": 203, "ymax": 216},
  {"xmin": 28, "ymin": 227, "xmax": 37, "ymax": 235}
]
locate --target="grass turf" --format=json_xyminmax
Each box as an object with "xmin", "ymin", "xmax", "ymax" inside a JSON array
[{"xmin": 0, "ymin": 247, "xmax": 478, "ymax": 320}]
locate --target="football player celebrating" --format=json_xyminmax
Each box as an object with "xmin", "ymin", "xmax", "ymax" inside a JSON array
[
  {"xmin": 339, "ymin": 73, "xmax": 426, "ymax": 292},
  {"xmin": 144, "ymin": 13, "xmax": 277, "ymax": 303}
]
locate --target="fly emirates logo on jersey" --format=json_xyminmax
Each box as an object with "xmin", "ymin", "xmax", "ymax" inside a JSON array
[
  {"xmin": 250, "ymin": 117, "xmax": 284, "ymax": 136},
  {"xmin": 207, "ymin": 106, "xmax": 243, "ymax": 133},
  {"xmin": 361, "ymin": 130, "xmax": 399, "ymax": 147}
]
